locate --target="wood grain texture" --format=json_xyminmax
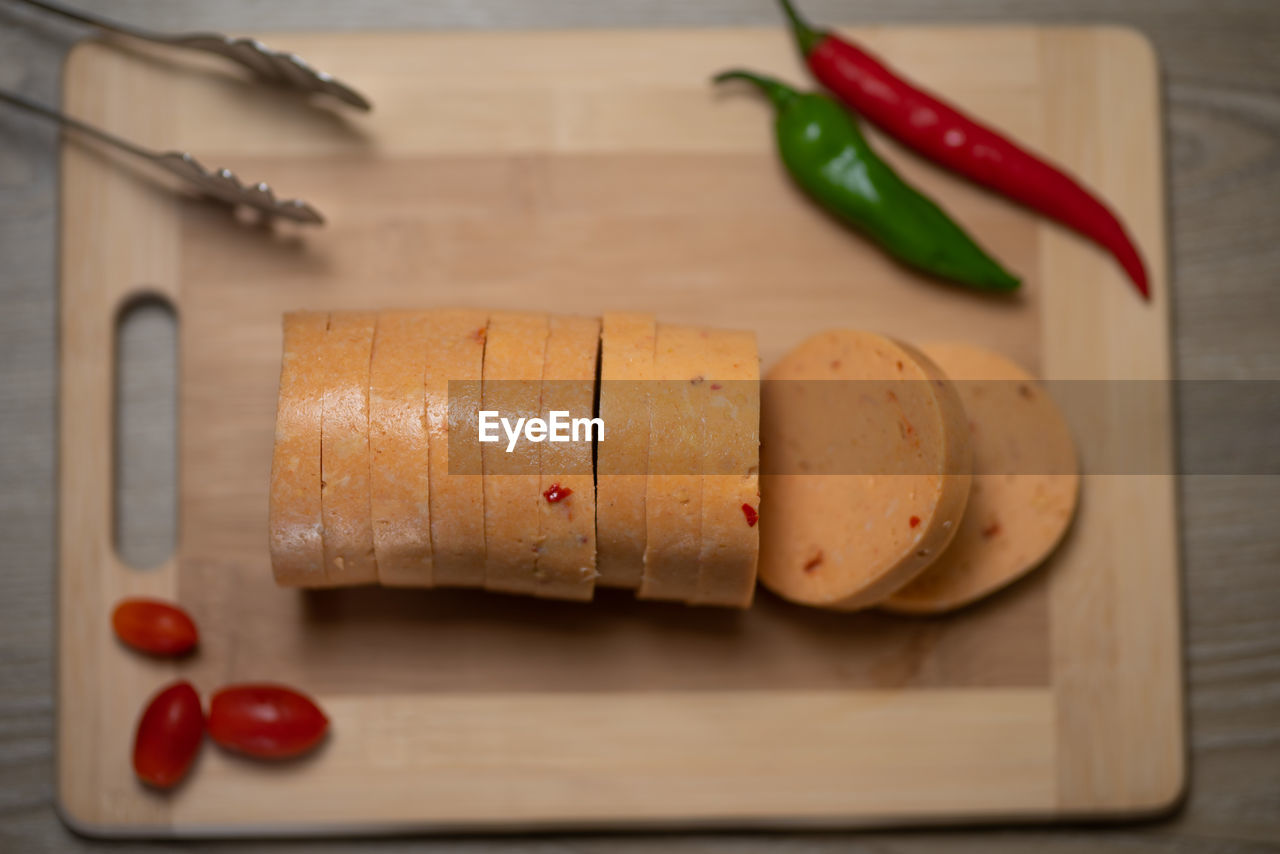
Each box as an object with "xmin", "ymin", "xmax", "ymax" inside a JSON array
[{"xmin": 1, "ymin": 1, "xmax": 1278, "ymax": 852}]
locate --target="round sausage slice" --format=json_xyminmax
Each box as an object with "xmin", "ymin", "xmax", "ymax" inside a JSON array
[
  {"xmin": 881, "ymin": 343, "xmax": 1079, "ymax": 615},
  {"xmin": 759, "ymin": 330, "xmax": 971, "ymax": 610}
]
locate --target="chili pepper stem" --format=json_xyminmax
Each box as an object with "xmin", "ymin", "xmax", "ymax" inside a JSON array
[
  {"xmin": 713, "ymin": 69, "xmax": 797, "ymax": 109},
  {"xmin": 777, "ymin": 0, "xmax": 825, "ymax": 56}
]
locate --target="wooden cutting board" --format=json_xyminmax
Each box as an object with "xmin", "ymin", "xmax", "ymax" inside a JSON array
[{"xmin": 57, "ymin": 26, "xmax": 1180, "ymax": 836}]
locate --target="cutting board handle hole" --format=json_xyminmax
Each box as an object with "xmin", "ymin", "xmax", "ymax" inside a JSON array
[{"xmin": 113, "ymin": 294, "xmax": 178, "ymax": 571}]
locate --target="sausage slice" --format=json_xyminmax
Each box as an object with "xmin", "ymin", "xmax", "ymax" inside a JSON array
[
  {"xmin": 424, "ymin": 309, "xmax": 488, "ymax": 587},
  {"xmin": 269, "ymin": 311, "xmax": 328, "ymax": 587},
  {"xmin": 532, "ymin": 315, "xmax": 601, "ymax": 601},
  {"xmin": 596, "ymin": 313, "xmax": 656, "ymax": 590},
  {"xmin": 638, "ymin": 325, "xmax": 707, "ymax": 603},
  {"xmin": 369, "ymin": 311, "xmax": 433, "ymax": 587},
  {"xmin": 692, "ymin": 329, "xmax": 760, "ymax": 608},
  {"xmin": 882, "ymin": 343, "xmax": 1079, "ymax": 614},
  {"xmin": 482, "ymin": 311, "xmax": 549, "ymax": 596},
  {"xmin": 759, "ymin": 330, "xmax": 971, "ymax": 610},
  {"xmin": 320, "ymin": 311, "xmax": 380, "ymax": 586}
]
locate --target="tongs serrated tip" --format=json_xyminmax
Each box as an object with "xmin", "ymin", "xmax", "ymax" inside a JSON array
[{"xmin": 163, "ymin": 153, "xmax": 326, "ymax": 225}]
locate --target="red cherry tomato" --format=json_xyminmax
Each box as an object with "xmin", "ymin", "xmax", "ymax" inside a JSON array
[
  {"xmin": 133, "ymin": 681, "xmax": 204, "ymax": 789},
  {"xmin": 112, "ymin": 598, "xmax": 199, "ymax": 656},
  {"xmin": 208, "ymin": 684, "xmax": 329, "ymax": 759}
]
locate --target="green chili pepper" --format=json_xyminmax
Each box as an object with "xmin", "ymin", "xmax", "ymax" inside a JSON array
[{"xmin": 715, "ymin": 69, "xmax": 1020, "ymax": 292}]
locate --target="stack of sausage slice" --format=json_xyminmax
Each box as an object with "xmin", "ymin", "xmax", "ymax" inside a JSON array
[
  {"xmin": 757, "ymin": 330, "xmax": 1079, "ymax": 614},
  {"xmin": 268, "ymin": 310, "xmax": 761, "ymax": 608}
]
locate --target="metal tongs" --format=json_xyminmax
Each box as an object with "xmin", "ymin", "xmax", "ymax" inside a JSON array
[
  {"xmin": 1, "ymin": 0, "xmax": 375, "ymax": 223},
  {"xmin": 0, "ymin": 89, "xmax": 327, "ymax": 224}
]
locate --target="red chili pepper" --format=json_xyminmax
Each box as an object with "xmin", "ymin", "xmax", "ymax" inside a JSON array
[
  {"xmin": 112, "ymin": 598, "xmax": 199, "ymax": 657},
  {"xmin": 208, "ymin": 684, "xmax": 329, "ymax": 760},
  {"xmin": 543, "ymin": 483, "xmax": 573, "ymax": 504},
  {"xmin": 742, "ymin": 503, "xmax": 759, "ymax": 527},
  {"xmin": 133, "ymin": 681, "xmax": 204, "ymax": 789},
  {"xmin": 777, "ymin": 0, "xmax": 1150, "ymax": 299}
]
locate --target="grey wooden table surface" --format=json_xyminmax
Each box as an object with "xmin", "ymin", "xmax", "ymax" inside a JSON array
[{"xmin": 2, "ymin": 0, "xmax": 1278, "ymax": 851}]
